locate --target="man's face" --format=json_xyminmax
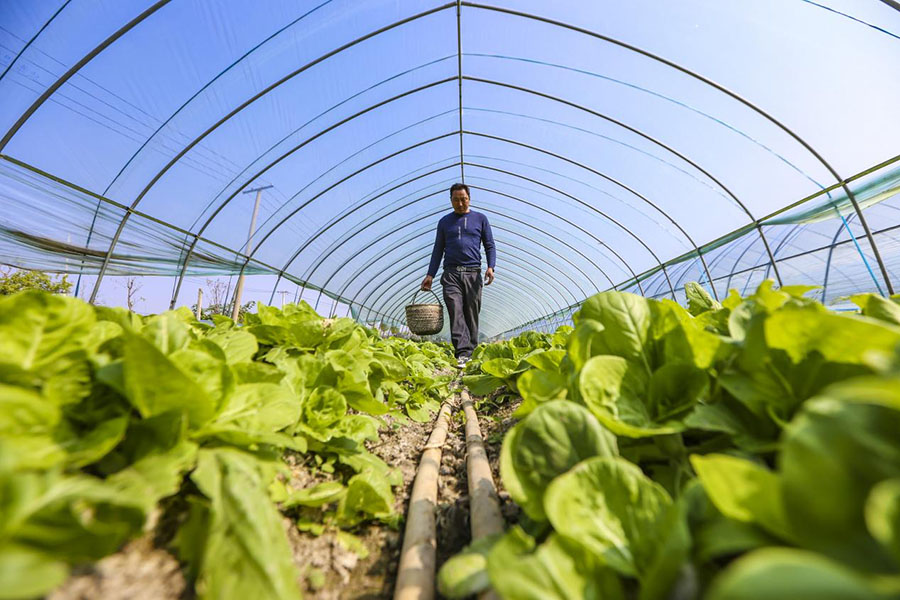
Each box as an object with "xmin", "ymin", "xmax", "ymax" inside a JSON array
[{"xmin": 451, "ymin": 189, "xmax": 470, "ymax": 214}]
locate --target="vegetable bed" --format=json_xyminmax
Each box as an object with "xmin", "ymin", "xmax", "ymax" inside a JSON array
[
  {"xmin": 0, "ymin": 290, "xmax": 454, "ymax": 599},
  {"xmin": 439, "ymin": 281, "xmax": 900, "ymax": 599}
]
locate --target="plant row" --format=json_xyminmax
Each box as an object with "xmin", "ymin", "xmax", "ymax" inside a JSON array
[
  {"xmin": 440, "ymin": 281, "xmax": 900, "ymax": 600},
  {"xmin": 0, "ymin": 291, "xmax": 453, "ymax": 600}
]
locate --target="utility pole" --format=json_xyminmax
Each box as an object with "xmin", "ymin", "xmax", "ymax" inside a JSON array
[
  {"xmin": 277, "ymin": 290, "xmax": 289, "ymax": 309},
  {"xmin": 231, "ymin": 184, "xmax": 272, "ymax": 321}
]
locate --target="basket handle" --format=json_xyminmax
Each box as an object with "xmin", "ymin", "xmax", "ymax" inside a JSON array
[{"xmin": 410, "ymin": 287, "xmax": 443, "ymax": 306}]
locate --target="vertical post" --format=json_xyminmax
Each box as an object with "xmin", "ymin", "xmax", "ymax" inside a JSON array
[
  {"xmin": 232, "ymin": 185, "xmax": 272, "ymax": 321},
  {"xmin": 196, "ymin": 288, "xmax": 203, "ymax": 320}
]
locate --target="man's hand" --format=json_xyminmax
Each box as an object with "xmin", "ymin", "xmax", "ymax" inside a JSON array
[
  {"xmin": 485, "ymin": 267, "xmax": 494, "ymax": 286},
  {"xmin": 421, "ymin": 275, "xmax": 433, "ymax": 291}
]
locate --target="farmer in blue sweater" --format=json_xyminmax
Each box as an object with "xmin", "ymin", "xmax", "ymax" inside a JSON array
[{"xmin": 421, "ymin": 183, "xmax": 496, "ymax": 367}]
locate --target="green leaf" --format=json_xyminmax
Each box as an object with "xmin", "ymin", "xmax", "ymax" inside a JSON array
[
  {"xmin": 437, "ymin": 535, "xmax": 499, "ymax": 599},
  {"xmin": 462, "ymin": 373, "xmax": 505, "ymax": 396},
  {"xmin": 648, "ymin": 363, "xmax": 709, "ymax": 422},
  {"xmin": 543, "ymin": 456, "xmax": 672, "ymax": 577},
  {"xmin": 721, "ymin": 288, "xmax": 743, "ymax": 310},
  {"xmin": 341, "ymin": 383, "xmax": 389, "ymax": 415},
  {"xmin": 482, "ymin": 357, "xmax": 527, "ymax": 379},
  {"xmin": 579, "ymin": 356, "xmax": 687, "ymax": 437},
  {"xmin": 574, "ymin": 291, "xmax": 653, "ymax": 373},
  {"xmin": 212, "ymin": 383, "xmax": 300, "ymax": 433},
  {"xmin": 0, "ymin": 385, "xmax": 59, "ymax": 434},
  {"xmin": 60, "ymin": 415, "xmax": 129, "ymax": 469},
  {"xmin": 0, "ymin": 543, "xmax": 69, "ymax": 600},
  {"xmin": 121, "ymin": 334, "xmax": 218, "ymax": 427},
  {"xmin": 282, "ymin": 481, "xmax": 345, "ymax": 508},
  {"xmin": 189, "ymin": 449, "xmax": 302, "ymax": 600},
  {"xmin": 765, "ymin": 304, "xmax": 900, "ymax": 365},
  {"xmin": 337, "ymin": 470, "xmax": 395, "ymax": 525},
  {"xmin": 685, "ymin": 281, "xmax": 722, "ymax": 316},
  {"xmin": 500, "ymin": 401, "xmax": 617, "ymax": 521},
  {"xmin": 866, "ymin": 478, "xmax": 900, "ymax": 566},
  {"xmin": 168, "ymin": 348, "xmax": 235, "ymax": 413},
  {"xmin": 781, "ymin": 394, "xmax": 900, "ymax": 573},
  {"xmin": 525, "ymin": 349, "xmax": 567, "ymax": 371},
  {"xmin": 486, "ymin": 528, "xmax": 624, "ymax": 600},
  {"xmin": 141, "ymin": 311, "xmax": 192, "ymax": 354},
  {"xmin": 303, "ymin": 387, "xmax": 347, "ymax": 430},
  {"xmin": 565, "ymin": 318, "xmax": 605, "ymax": 372},
  {"xmin": 850, "ymin": 293, "xmax": 900, "ymax": 326},
  {"xmin": 691, "ymin": 454, "xmax": 792, "ymax": 540},
  {"xmin": 515, "ymin": 369, "xmax": 567, "ymax": 417},
  {"xmin": 0, "ymin": 290, "xmax": 94, "ymax": 371},
  {"xmin": 206, "ymin": 328, "xmax": 258, "ymax": 363},
  {"xmin": 707, "ymin": 547, "xmax": 892, "ymax": 600}
]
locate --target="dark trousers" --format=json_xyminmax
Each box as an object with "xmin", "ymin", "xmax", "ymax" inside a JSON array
[{"xmin": 441, "ymin": 269, "xmax": 482, "ymax": 358}]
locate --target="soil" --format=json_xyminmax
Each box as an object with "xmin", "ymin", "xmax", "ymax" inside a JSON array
[{"xmin": 46, "ymin": 381, "xmax": 524, "ymax": 600}]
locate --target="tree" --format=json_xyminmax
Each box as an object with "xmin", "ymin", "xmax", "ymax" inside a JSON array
[
  {"xmin": 191, "ymin": 300, "xmax": 255, "ymax": 321},
  {"xmin": 0, "ymin": 267, "xmax": 72, "ymax": 296},
  {"xmin": 190, "ymin": 277, "xmax": 254, "ymax": 321},
  {"xmin": 123, "ymin": 277, "xmax": 145, "ymax": 312}
]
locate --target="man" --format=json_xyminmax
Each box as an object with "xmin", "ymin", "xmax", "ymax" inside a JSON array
[{"xmin": 421, "ymin": 183, "xmax": 496, "ymax": 368}]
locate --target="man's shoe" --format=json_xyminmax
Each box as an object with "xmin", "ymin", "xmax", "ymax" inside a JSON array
[{"xmin": 456, "ymin": 356, "xmax": 469, "ymax": 369}]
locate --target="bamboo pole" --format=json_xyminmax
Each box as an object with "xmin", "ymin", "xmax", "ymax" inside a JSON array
[
  {"xmin": 195, "ymin": 288, "xmax": 203, "ymax": 320},
  {"xmin": 394, "ymin": 400, "xmax": 454, "ymax": 600},
  {"xmin": 461, "ymin": 388, "xmax": 504, "ymax": 600}
]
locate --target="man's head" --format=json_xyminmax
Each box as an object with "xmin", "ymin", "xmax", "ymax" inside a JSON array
[{"xmin": 450, "ymin": 183, "xmax": 470, "ymax": 214}]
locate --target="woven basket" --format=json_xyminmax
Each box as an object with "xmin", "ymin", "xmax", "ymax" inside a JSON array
[{"xmin": 405, "ymin": 288, "xmax": 444, "ymax": 335}]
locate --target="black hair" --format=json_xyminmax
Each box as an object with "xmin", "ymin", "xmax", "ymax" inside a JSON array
[{"xmin": 449, "ymin": 183, "xmax": 470, "ymax": 198}]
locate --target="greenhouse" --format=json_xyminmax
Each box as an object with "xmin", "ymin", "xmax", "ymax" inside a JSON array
[{"xmin": 2, "ymin": 1, "xmax": 900, "ymax": 599}]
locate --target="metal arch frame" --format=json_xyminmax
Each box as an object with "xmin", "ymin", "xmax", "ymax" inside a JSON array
[
  {"xmin": 364, "ymin": 225, "xmax": 591, "ymax": 326},
  {"xmin": 0, "ymin": 0, "xmax": 173, "ymax": 150},
  {"xmin": 206, "ymin": 63, "xmax": 806, "ymax": 306},
  {"xmin": 361, "ymin": 250, "xmax": 570, "ymax": 323},
  {"xmin": 342, "ymin": 245, "xmax": 586, "ymax": 321},
  {"xmin": 348, "ymin": 222, "xmax": 590, "ymax": 319},
  {"xmin": 464, "ymin": 160, "xmax": 673, "ymax": 297},
  {"xmin": 161, "ymin": 63, "xmax": 777, "ymax": 309},
  {"xmin": 461, "ymin": 75, "xmax": 781, "ymax": 290},
  {"xmin": 337, "ymin": 239, "xmax": 585, "ymax": 319},
  {"xmin": 168, "ymin": 64, "xmax": 789, "ymax": 306},
  {"xmin": 461, "ymin": 2, "xmax": 891, "ymax": 293},
  {"xmin": 823, "ymin": 215, "xmax": 860, "ymax": 300},
  {"xmin": 455, "ymin": 0, "xmax": 465, "ymax": 183},
  {"xmin": 467, "ymin": 185, "xmax": 619, "ymax": 286},
  {"xmin": 463, "ymin": 130, "xmax": 718, "ymax": 298},
  {"xmin": 126, "ymin": 78, "xmax": 459, "ymax": 306},
  {"xmin": 167, "ymin": 129, "xmax": 459, "ymax": 306},
  {"xmin": 5, "ymin": 0, "xmax": 891, "ymax": 315},
  {"xmin": 351, "ymin": 222, "xmax": 586, "ymax": 320},
  {"xmin": 0, "ymin": 0, "xmax": 73, "ymax": 82},
  {"xmin": 274, "ymin": 147, "xmax": 641, "ymax": 299},
  {"xmin": 88, "ymin": 4, "xmax": 460, "ymax": 303},
  {"xmin": 307, "ymin": 203, "xmax": 611, "ymax": 312},
  {"xmin": 318, "ymin": 214, "xmax": 599, "ymax": 317},
  {"xmin": 278, "ymin": 176, "xmax": 615, "ymax": 305}
]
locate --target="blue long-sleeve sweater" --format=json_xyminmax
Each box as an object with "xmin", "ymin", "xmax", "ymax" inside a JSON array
[{"xmin": 427, "ymin": 210, "xmax": 496, "ymax": 277}]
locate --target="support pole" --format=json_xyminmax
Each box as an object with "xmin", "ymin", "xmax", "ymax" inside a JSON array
[
  {"xmin": 232, "ymin": 185, "xmax": 271, "ymax": 321},
  {"xmin": 196, "ymin": 288, "xmax": 202, "ymax": 320}
]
